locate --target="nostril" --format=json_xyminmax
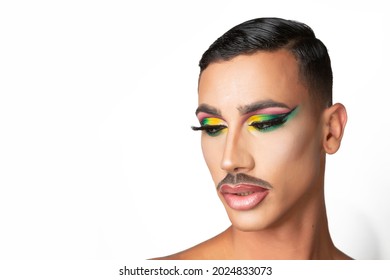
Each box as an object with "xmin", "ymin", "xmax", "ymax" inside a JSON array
[{"xmin": 233, "ymin": 167, "xmax": 241, "ymax": 173}]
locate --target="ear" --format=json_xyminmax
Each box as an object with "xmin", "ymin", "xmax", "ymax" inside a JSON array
[{"xmin": 322, "ymin": 103, "xmax": 348, "ymax": 154}]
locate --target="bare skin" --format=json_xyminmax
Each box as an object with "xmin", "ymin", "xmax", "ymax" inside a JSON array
[
  {"xmin": 156, "ymin": 190, "xmax": 351, "ymax": 259},
  {"xmin": 154, "ymin": 50, "xmax": 351, "ymax": 260},
  {"xmin": 156, "ymin": 209, "xmax": 351, "ymax": 259},
  {"xmin": 156, "ymin": 226, "xmax": 351, "ymax": 260}
]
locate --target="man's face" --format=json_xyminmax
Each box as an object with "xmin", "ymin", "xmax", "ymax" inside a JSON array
[{"xmin": 196, "ymin": 50, "xmax": 326, "ymax": 231}]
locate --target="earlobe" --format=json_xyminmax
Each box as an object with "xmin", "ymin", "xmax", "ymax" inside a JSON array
[{"xmin": 323, "ymin": 103, "xmax": 348, "ymax": 154}]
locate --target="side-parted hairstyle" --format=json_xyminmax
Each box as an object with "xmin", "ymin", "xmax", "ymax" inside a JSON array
[{"xmin": 199, "ymin": 17, "xmax": 333, "ymax": 108}]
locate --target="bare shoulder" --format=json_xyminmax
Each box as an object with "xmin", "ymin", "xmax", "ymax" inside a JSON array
[{"xmin": 151, "ymin": 229, "xmax": 231, "ymax": 260}]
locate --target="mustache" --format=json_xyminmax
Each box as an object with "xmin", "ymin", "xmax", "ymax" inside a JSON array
[{"xmin": 217, "ymin": 173, "xmax": 273, "ymax": 190}]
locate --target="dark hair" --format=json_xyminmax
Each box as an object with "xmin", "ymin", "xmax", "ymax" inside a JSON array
[{"xmin": 199, "ymin": 17, "xmax": 332, "ymax": 108}]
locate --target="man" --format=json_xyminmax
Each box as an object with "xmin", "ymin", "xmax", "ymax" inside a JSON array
[{"xmin": 157, "ymin": 17, "xmax": 351, "ymax": 259}]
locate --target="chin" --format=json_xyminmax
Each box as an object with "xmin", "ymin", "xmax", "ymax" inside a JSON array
[{"xmin": 225, "ymin": 207, "xmax": 272, "ymax": 232}]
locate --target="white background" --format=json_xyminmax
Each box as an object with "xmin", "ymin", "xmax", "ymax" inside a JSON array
[{"xmin": 0, "ymin": 0, "xmax": 389, "ymax": 260}]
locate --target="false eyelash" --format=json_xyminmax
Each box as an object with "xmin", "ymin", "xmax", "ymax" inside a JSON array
[
  {"xmin": 191, "ymin": 124, "xmax": 227, "ymax": 136},
  {"xmin": 191, "ymin": 125, "xmax": 226, "ymax": 131}
]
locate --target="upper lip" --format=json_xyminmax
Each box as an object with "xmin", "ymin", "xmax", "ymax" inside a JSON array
[
  {"xmin": 219, "ymin": 184, "xmax": 270, "ymax": 194},
  {"xmin": 217, "ymin": 173, "xmax": 273, "ymax": 191}
]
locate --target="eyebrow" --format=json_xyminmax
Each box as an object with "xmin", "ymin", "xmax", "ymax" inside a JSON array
[
  {"xmin": 196, "ymin": 100, "xmax": 291, "ymax": 118},
  {"xmin": 237, "ymin": 100, "xmax": 290, "ymax": 115},
  {"xmin": 195, "ymin": 104, "xmax": 222, "ymax": 117}
]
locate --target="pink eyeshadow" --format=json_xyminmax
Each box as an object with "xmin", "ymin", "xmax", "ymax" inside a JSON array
[
  {"xmin": 253, "ymin": 107, "xmax": 291, "ymax": 115},
  {"xmin": 196, "ymin": 112, "xmax": 223, "ymax": 122}
]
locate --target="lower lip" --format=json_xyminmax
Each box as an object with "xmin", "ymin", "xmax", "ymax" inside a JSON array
[{"xmin": 221, "ymin": 190, "xmax": 269, "ymax": 211}]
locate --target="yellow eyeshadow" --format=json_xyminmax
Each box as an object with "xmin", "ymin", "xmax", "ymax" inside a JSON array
[
  {"xmin": 247, "ymin": 114, "xmax": 272, "ymax": 123},
  {"xmin": 202, "ymin": 117, "xmax": 225, "ymax": 125}
]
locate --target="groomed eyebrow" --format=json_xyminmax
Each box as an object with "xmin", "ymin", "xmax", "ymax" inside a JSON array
[
  {"xmin": 195, "ymin": 104, "xmax": 222, "ymax": 117},
  {"xmin": 195, "ymin": 100, "xmax": 291, "ymax": 118},
  {"xmin": 237, "ymin": 100, "xmax": 290, "ymax": 115}
]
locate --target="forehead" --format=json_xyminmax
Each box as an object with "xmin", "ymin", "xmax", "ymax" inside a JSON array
[{"xmin": 198, "ymin": 50, "xmax": 309, "ymax": 113}]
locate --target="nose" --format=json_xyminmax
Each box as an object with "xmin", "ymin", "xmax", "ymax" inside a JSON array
[{"xmin": 220, "ymin": 128, "xmax": 255, "ymax": 174}]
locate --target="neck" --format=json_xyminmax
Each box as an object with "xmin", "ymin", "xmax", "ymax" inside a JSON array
[{"xmin": 226, "ymin": 193, "xmax": 336, "ymax": 259}]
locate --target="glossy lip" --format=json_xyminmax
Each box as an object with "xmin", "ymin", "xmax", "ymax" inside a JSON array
[{"xmin": 219, "ymin": 184, "xmax": 269, "ymax": 211}]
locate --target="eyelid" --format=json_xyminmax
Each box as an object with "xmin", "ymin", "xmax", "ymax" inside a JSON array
[
  {"xmin": 201, "ymin": 117, "xmax": 226, "ymax": 126},
  {"xmin": 246, "ymin": 113, "xmax": 286, "ymax": 124}
]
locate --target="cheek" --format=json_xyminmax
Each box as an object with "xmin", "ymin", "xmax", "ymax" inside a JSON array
[
  {"xmin": 201, "ymin": 136, "xmax": 225, "ymax": 185},
  {"xmin": 271, "ymin": 132, "xmax": 317, "ymax": 166},
  {"xmin": 259, "ymin": 127, "xmax": 322, "ymax": 195}
]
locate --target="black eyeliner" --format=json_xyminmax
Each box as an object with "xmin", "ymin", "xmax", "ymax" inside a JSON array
[{"xmin": 248, "ymin": 107, "xmax": 298, "ymax": 131}]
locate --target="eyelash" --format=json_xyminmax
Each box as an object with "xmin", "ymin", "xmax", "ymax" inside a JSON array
[
  {"xmin": 249, "ymin": 113, "xmax": 290, "ymax": 132},
  {"xmin": 191, "ymin": 124, "xmax": 227, "ymax": 136}
]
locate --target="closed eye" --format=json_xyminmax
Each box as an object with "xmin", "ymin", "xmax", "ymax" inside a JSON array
[
  {"xmin": 248, "ymin": 107, "xmax": 297, "ymax": 132},
  {"xmin": 191, "ymin": 125, "xmax": 227, "ymax": 136},
  {"xmin": 249, "ymin": 116, "xmax": 288, "ymax": 132}
]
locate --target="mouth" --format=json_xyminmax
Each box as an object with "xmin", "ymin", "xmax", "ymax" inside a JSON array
[
  {"xmin": 219, "ymin": 184, "xmax": 269, "ymax": 211},
  {"xmin": 235, "ymin": 192, "xmax": 255, "ymax": 196}
]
